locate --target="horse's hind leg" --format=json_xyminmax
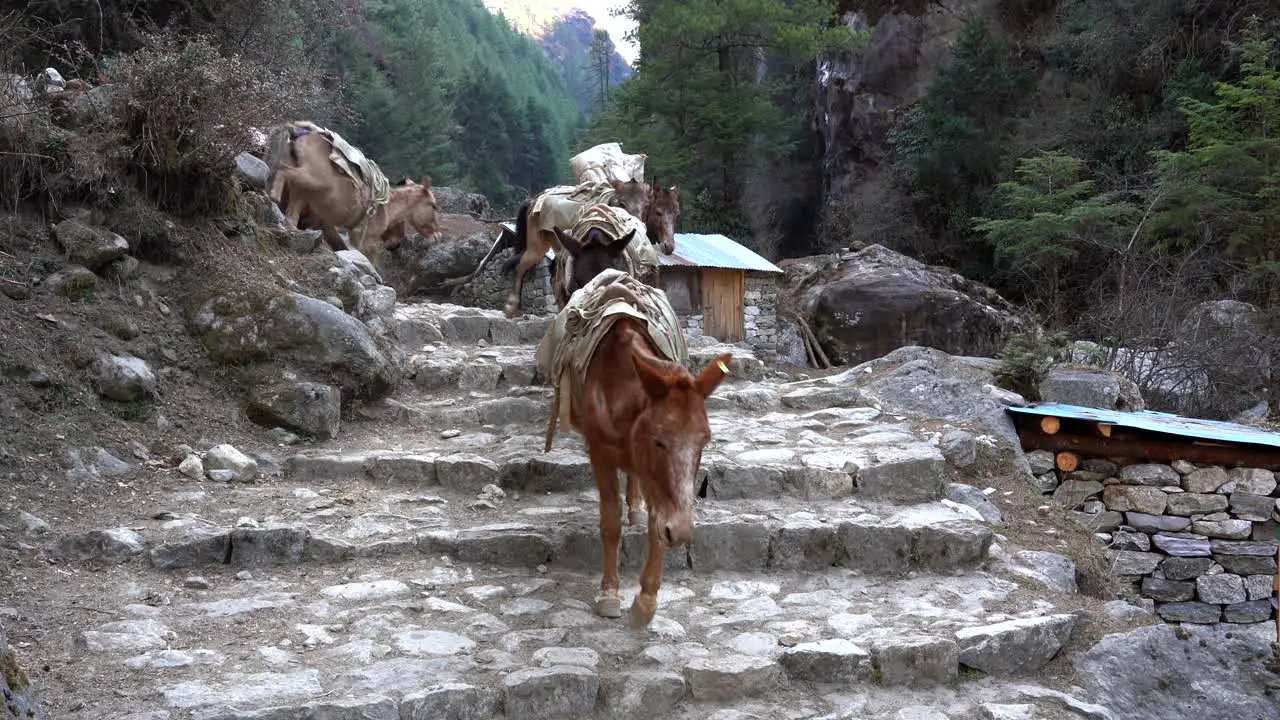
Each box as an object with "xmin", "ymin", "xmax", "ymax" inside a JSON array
[
  {"xmin": 504, "ymin": 236, "xmax": 547, "ymax": 318},
  {"xmin": 591, "ymin": 457, "xmax": 624, "ymax": 620}
]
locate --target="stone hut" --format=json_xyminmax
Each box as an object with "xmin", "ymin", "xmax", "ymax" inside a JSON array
[{"xmin": 657, "ymin": 233, "xmax": 784, "ymax": 363}]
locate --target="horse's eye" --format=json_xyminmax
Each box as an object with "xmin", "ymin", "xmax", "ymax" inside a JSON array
[{"xmin": 655, "ymin": 439, "xmax": 668, "ymax": 450}]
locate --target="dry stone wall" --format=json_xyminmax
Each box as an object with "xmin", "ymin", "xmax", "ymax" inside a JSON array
[
  {"xmin": 1029, "ymin": 451, "xmax": 1280, "ymax": 625},
  {"xmin": 744, "ymin": 273, "xmax": 780, "ymax": 363},
  {"xmin": 449, "ymin": 248, "xmax": 556, "ymax": 315}
]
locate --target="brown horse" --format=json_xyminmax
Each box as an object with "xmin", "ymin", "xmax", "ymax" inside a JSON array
[
  {"xmin": 646, "ymin": 177, "xmax": 680, "ymax": 256},
  {"xmin": 502, "ymin": 178, "xmax": 671, "ymax": 318},
  {"xmin": 264, "ymin": 123, "xmax": 442, "ymax": 270}
]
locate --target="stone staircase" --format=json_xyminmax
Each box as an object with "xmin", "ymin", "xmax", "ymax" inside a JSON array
[{"xmin": 23, "ymin": 300, "xmax": 1096, "ymax": 720}]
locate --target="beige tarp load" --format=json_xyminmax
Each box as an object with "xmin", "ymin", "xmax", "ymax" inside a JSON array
[
  {"xmin": 289, "ymin": 120, "xmax": 391, "ymax": 217},
  {"xmin": 537, "ymin": 268, "xmax": 688, "ymax": 450},
  {"xmin": 528, "ymin": 142, "xmax": 649, "ymax": 239},
  {"xmin": 570, "ymin": 142, "xmax": 647, "ymax": 185}
]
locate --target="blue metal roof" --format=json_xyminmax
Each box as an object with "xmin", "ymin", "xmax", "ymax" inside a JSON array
[
  {"xmin": 660, "ymin": 233, "xmax": 783, "ymax": 274},
  {"xmin": 500, "ymin": 224, "xmax": 782, "ymax": 274},
  {"xmin": 1006, "ymin": 403, "xmax": 1280, "ymax": 450}
]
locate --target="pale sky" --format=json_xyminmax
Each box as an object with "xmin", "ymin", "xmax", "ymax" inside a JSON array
[{"xmin": 563, "ymin": 0, "xmax": 639, "ymax": 64}]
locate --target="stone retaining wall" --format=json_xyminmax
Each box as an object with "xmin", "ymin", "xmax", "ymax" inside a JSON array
[
  {"xmin": 1029, "ymin": 451, "xmax": 1279, "ymax": 625},
  {"xmin": 744, "ymin": 273, "xmax": 780, "ymax": 363},
  {"xmin": 450, "ymin": 248, "xmax": 555, "ymax": 316}
]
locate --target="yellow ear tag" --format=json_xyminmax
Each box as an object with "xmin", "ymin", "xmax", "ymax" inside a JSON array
[{"xmin": 717, "ymin": 360, "xmax": 730, "ymax": 375}]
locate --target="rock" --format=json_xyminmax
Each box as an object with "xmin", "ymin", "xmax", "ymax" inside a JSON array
[
  {"xmin": 246, "ymin": 381, "xmax": 341, "ymax": 440},
  {"xmin": 1074, "ymin": 621, "xmax": 1280, "ymax": 719},
  {"xmin": 783, "ymin": 245, "xmax": 1026, "ymax": 366},
  {"xmin": 1195, "ymin": 574, "xmax": 1247, "ymax": 604},
  {"xmin": 1109, "ymin": 531, "xmax": 1150, "ymax": 552},
  {"xmin": 1166, "ymin": 299, "xmax": 1270, "ymax": 419},
  {"xmin": 849, "ymin": 443, "xmax": 946, "ymax": 503},
  {"xmin": 1190, "ymin": 519, "xmax": 1252, "ymax": 539},
  {"xmin": 3, "ymin": 631, "xmax": 49, "ymax": 720},
  {"xmin": 1182, "ymin": 467, "xmax": 1229, "ymax": 493},
  {"xmin": 41, "ymin": 265, "xmax": 97, "ymax": 298},
  {"xmin": 234, "ymin": 152, "xmax": 270, "ymax": 189},
  {"xmin": 1118, "ymin": 464, "xmax": 1179, "ymax": 486},
  {"xmin": 1224, "ymin": 467, "xmax": 1276, "ymax": 495},
  {"xmin": 53, "ymin": 219, "xmax": 129, "ymax": 271},
  {"xmin": 1151, "ymin": 534, "xmax": 1210, "ymax": 557},
  {"xmin": 1164, "ymin": 492, "xmax": 1228, "ymax": 516},
  {"xmin": 1026, "ymin": 450, "xmax": 1056, "ymax": 476},
  {"xmin": 432, "ymin": 186, "xmax": 491, "ymax": 216},
  {"xmin": 160, "ymin": 669, "xmax": 323, "ymax": 709},
  {"xmin": 601, "ymin": 671, "xmax": 686, "ymax": 720},
  {"xmin": 955, "ymin": 615, "xmax": 1076, "ymax": 675},
  {"xmin": 1211, "ymin": 540, "xmax": 1280, "ymax": 556},
  {"xmin": 1244, "ymin": 575, "xmax": 1273, "ymax": 601},
  {"xmin": 1052, "ymin": 479, "xmax": 1102, "ymax": 510},
  {"xmin": 54, "ymin": 528, "xmax": 145, "ymax": 562},
  {"xmin": 1160, "ymin": 557, "xmax": 1214, "ymax": 581},
  {"xmin": 177, "ymin": 454, "xmax": 204, "ymax": 480},
  {"xmin": 779, "ymin": 638, "xmax": 871, "ymax": 682},
  {"xmin": 1111, "ymin": 551, "xmax": 1163, "ymax": 576},
  {"xmin": 912, "ymin": 521, "xmax": 993, "ymax": 571},
  {"xmin": 435, "ymin": 454, "xmax": 500, "ymax": 493},
  {"xmin": 204, "ymin": 444, "xmax": 258, "ymax": 483},
  {"xmin": 531, "ymin": 646, "xmax": 599, "ymax": 668},
  {"xmin": 92, "ymin": 353, "xmax": 156, "ymax": 402},
  {"xmin": 191, "ymin": 289, "xmax": 398, "ymax": 402},
  {"xmin": 78, "ymin": 619, "xmax": 174, "ymax": 653},
  {"xmin": 1229, "ymin": 493, "xmax": 1275, "ymax": 521},
  {"xmin": 1014, "ymin": 550, "xmax": 1078, "ymax": 593},
  {"xmin": 1140, "ymin": 578, "xmax": 1194, "ymax": 602},
  {"xmin": 393, "ymin": 629, "xmax": 476, "ymax": 656},
  {"xmin": 1223, "ymin": 599, "xmax": 1274, "ymax": 623},
  {"xmin": 945, "ymin": 483, "xmax": 1002, "ymax": 524},
  {"xmin": 1155, "ymin": 602, "xmax": 1222, "ymax": 624},
  {"xmin": 939, "ymin": 429, "xmax": 977, "ymax": 467},
  {"xmin": 502, "ymin": 665, "xmax": 599, "ymax": 720},
  {"xmin": 0, "ymin": 507, "xmax": 50, "ymax": 536},
  {"xmin": 1214, "ymin": 553, "xmax": 1277, "ymax": 576},
  {"xmin": 401, "ymin": 683, "xmax": 501, "ymax": 720},
  {"xmin": 1101, "ymin": 486, "xmax": 1166, "ymax": 515},
  {"xmin": 1039, "ymin": 367, "xmax": 1145, "ymax": 411},
  {"xmin": 870, "ymin": 634, "xmax": 959, "ymax": 685},
  {"xmin": 1124, "ymin": 512, "xmax": 1190, "ymax": 533},
  {"xmin": 978, "ymin": 704, "xmax": 1036, "ymax": 720},
  {"xmin": 683, "ymin": 655, "xmax": 781, "ymax": 701}
]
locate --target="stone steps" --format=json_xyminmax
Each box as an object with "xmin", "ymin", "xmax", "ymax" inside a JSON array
[{"xmin": 37, "ymin": 550, "xmax": 1084, "ymax": 720}]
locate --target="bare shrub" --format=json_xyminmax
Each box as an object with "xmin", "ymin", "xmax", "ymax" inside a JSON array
[{"xmin": 109, "ymin": 31, "xmax": 329, "ymax": 216}]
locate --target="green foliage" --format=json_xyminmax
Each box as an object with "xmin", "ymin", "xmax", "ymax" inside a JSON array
[
  {"xmin": 585, "ymin": 0, "xmax": 862, "ymax": 248},
  {"xmin": 994, "ymin": 325, "xmax": 1071, "ymax": 402},
  {"xmin": 332, "ymin": 0, "xmax": 581, "ymax": 211},
  {"xmin": 974, "ymin": 151, "xmax": 1140, "ymax": 315},
  {"xmin": 890, "ymin": 19, "xmax": 1033, "ymax": 262},
  {"xmin": 1148, "ymin": 17, "xmax": 1280, "ymax": 299}
]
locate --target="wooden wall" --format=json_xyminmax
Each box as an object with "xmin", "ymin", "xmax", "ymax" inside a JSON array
[{"xmin": 700, "ymin": 268, "xmax": 745, "ymax": 342}]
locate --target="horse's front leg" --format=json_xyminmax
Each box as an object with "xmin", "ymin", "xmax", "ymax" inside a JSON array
[
  {"xmin": 591, "ymin": 456, "xmax": 624, "ymax": 619},
  {"xmin": 630, "ymin": 505, "xmax": 668, "ymax": 629},
  {"xmin": 624, "ymin": 473, "xmax": 646, "ymax": 526}
]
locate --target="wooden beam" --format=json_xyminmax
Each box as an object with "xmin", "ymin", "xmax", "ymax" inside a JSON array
[
  {"xmin": 1039, "ymin": 416, "xmax": 1061, "ymax": 435},
  {"xmin": 1055, "ymin": 451, "xmax": 1080, "ymax": 472},
  {"xmin": 1017, "ymin": 428, "xmax": 1280, "ymax": 471}
]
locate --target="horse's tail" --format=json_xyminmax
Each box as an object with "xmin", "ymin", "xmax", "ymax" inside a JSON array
[
  {"xmin": 502, "ymin": 198, "xmax": 533, "ymax": 276},
  {"xmin": 262, "ymin": 123, "xmax": 294, "ymax": 201}
]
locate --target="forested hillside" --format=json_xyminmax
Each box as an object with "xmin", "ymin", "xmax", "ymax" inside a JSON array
[
  {"xmin": 587, "ymin": 0, "xmax": 1280, "ymax": 344},
  {"xmin": 7, "ymin": 0, "xmax": 582, "ymax": 212}
]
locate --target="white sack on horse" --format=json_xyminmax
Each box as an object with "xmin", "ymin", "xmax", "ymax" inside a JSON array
[
  {"xmin": 536, "ymin": 268, "xmax": 688, "ymax": 449},
  {"xmin": 570, "ymin": 142, "xmax": 647, "ymax": 185}
]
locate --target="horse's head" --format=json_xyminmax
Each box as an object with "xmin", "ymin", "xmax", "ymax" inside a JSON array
[
  {"xmin": 646, "ymin": 177, "xmax": 680, "ymax": 255},
  {"xmin": 627, "ymin": 351, "xmax": 732, "ymax": 546},
  {"xmin": 388, "ymin": 175, "xmax": 441, "ymax": 250},
  {"xmin": 610, "ymin": 178, "xmax": 650, "ymax": 221},
  {"xmin": 554, "ymin": 226, "xmax": 635, "ymax": 296}
]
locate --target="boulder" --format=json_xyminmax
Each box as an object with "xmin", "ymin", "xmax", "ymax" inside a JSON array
[
  {"xmin": 1074, "ymin": 621, "xmax": 1280, "ymax": 720},
  {"xmin": 234, "ymin": 152, "xmax": 270, "ymax": 189},
  {"xmin": 392, "ymin": 214, "xmax": 497, "ymax": 299},
  {"xmin": 432, "ymin": 186, "xmax": 491, "ymax": 217},
  {"xmin": 246, "ymin": 381, "xmax": 342, "ymax": 440},
  {"xmin": 780, "ymin": 244, "xmax": 1027, "ymax": 366},
  {"xmin": 190, "ymin": 289, "xmax": 399, "ymax": 402},
  {"xmin": 91, "ymin": 353, "xmax": 156, "ymax": 402},
  {"xmin": 53, "ymin": 219, "xmax": 129, "ymax": 271},
  {"xmin": 1039, "ymin": 367, "xmax": 1145, "ymax": 412},
  {"xmin": 1, "ymin": 627, "xmax": 48, "ymax": 719},
  {"xmin": 1171, "ymin": 300, "xmax": 1270, "ymax": 419}
]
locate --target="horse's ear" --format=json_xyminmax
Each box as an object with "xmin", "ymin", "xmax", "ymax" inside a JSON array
[
  {"xmin": 668, "ymin": 185, "xmax": 678, "ymax": 194},
  {"xmin": 553, "ymin": 227, "xmax": 581, "ymax": 255},
  {"xmin": 609, "ymin": 230, "xmax": 635, "ymax": 257},
  {"xmin": 631, "ymin": 351, "xmax": 672, "ymax": 400},
  {"xmin": 694, "ymin": 352, "xmax": 732, "ymax": 398}
]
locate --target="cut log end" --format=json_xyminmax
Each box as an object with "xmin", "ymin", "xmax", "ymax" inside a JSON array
[
  {"xmin": 1055, "ymin": 451, "xmax": 1080, "ymax": 472},
  {"xmin": 1039, "ymin": 416, "xmax": 1061, "ymax": 435},
  {"xmin": 1096, "ymin": 423, "xmax": 1113, "ymax": 438}
]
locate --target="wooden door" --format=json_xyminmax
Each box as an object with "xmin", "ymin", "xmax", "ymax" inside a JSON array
[{"xmin": 700, "ymin": 269, "xmax": 744, "ymax": 342}]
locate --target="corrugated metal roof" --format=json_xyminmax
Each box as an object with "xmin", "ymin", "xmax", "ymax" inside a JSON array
[
  {"xmin": 1006, "ymin": 403, "xmax": 1280, "ymax": 449},
  {"xmin": 502, "ymin": 224, "xmax": 782, "ymax": 274},
  {"xmin": 661, "ymin": 233, "xmax": 783, "ymax": 273}
]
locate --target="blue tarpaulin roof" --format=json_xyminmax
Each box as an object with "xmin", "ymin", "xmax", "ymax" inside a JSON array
[
  {"xmin": 1006, "ymin": 403, "xmax": 1280, "ymax": 450},
  {"xmin": 501, "ymin": 224, "xmax": 782, "ymax": 274}
]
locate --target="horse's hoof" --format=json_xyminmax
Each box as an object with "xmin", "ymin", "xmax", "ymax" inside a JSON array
[
  {"xmin": 595, "ymin": 594, "xmax": 622, "ymax": 619},
  {"xmin": 629, "ymin": 594, "xmax": 657, "ymax": 629},
  {"xmin": 627, "ymin": 510, "xmax": 647, "ymax": 527}
]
